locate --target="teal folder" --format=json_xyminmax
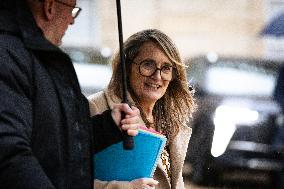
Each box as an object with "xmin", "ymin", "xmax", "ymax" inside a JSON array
[{"xmin": 94, "ymin": 129, "xmax": 167, "ymax": 181}]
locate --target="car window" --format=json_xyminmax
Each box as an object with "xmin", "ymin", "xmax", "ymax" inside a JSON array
[
  {"xmin": 187, "ymin": 58, "xmax": 278, "ymax": 97},
  {"xmin": 205, "ymin": 66, "xmax": 276, "ymax": 96}
]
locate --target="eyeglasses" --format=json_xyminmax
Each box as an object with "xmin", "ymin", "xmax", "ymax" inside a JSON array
[
  {"xmin": 54, "ymin": 0, "xmax": 82, "ymax": 19},
  {"xmin": 133, "ymin": 60, "xmax": 174, "ymax": 81}
]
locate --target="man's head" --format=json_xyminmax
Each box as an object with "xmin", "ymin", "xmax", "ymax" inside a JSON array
[{"xmin": 26, "ymin": 0, "xmax": 81, "ymax": 46}]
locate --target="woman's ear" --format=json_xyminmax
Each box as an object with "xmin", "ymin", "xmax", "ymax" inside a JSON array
[{"xmin": 43, "ymin": 0, "xmax": 56, "ymax": 20}]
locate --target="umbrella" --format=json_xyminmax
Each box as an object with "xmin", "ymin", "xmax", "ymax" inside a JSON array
[
  {"xmin": 116, "ymin": 0, "xmax": 134, "ymax": 150},
  {"xmin": 261, "ymin": 12, "xmax": 284, "ymax": 37}
]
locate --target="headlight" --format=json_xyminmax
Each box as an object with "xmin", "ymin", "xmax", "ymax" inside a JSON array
[{"xmin": 211, "ymin": 105, "xmax": 259, "ymax": 157}]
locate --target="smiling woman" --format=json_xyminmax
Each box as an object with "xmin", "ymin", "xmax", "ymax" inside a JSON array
[
  {"xmin": 88, "ymin": 29, "xmax": 196, "ymax": 189},
  {"xmin": 129, "ymin": 42, "xmax": 173, "ymax": 109}
]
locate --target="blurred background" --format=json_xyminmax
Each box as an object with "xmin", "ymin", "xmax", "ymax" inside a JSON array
[
  {"xmin": 62, "ymin": 0, "xmax": 284, "ymax": 188},
  {"xmin": 63, "ymin": 0, "xmax": 284, "ymax": 60}
]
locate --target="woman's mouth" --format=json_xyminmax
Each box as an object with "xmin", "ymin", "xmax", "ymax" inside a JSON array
[{"xmin": 145, "ymin": 83, "xmax": 161, "ymax": 90}]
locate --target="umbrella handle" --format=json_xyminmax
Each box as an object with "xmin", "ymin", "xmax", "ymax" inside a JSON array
[{"xmin": 116, "ymin": 0, "xmax": 134, "ymax": 150}]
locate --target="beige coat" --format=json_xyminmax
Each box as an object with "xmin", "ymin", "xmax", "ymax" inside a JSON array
[{"xmin": 88, "ymin": 88, "xmax": 191, "ymax": 189}]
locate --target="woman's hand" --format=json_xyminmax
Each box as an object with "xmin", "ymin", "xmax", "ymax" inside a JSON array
[
  {"xmin": 111, "ymin": 104, "xmax": 140, "ymax": 136},
  {"xmin": 130, "ymin": 178, "xmax": 159, "ymax": 189}
]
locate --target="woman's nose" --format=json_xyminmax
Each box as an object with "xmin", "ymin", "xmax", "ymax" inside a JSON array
[{"xmin": 151, "ymin": 69, "xmax": 162, "ymax": 80}]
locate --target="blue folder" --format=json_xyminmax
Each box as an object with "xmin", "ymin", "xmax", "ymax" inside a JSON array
[{"xmin": 94, "ymin": 129, "xmax": 167, "ymax": 181}]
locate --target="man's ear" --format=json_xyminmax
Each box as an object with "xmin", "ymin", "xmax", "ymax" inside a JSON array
[{"xmin": 43, "ymin": 0, "xmax": 56, "ymax": 20}]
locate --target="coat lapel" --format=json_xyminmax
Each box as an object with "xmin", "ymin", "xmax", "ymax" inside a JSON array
[
  {"xmin": 43, "ymin": 58, "xmax": 80, "ymax": 128},
  {"xmin": 156, "ymin": 161, "xmax": 171, "ymax": 189},
  {"xmin": 169, "ymin": 126, "xmax": 191, "ymax": 189}
]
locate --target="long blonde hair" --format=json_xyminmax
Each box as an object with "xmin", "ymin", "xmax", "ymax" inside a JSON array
[{"xmin": 109, "ymin": 29, "xmax": 195, "ymax": 140}]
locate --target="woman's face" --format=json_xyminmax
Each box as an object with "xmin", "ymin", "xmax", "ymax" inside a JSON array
[{"xmin": 129, "ymin": 41, "xmax": 172, "ymax": 105}]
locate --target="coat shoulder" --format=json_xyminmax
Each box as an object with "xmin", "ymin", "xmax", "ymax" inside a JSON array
[
  {"xmin": 88, "ymin": 91, "xmax": 109, "ymax": 116},
  {"xmin": 0, "ymin": 35, "xmax": 34, "ymax": 98},
  {"xmin": 0, "ymin": 34, "xmax": 33, "ymax": 77}
]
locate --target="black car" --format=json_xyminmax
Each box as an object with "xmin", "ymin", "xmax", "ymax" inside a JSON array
[{"xmin": 185, "ymin": 55, "xmax": 284, "ymax": 187}]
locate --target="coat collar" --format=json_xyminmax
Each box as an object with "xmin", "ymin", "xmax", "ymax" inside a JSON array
[{"xmin": 169, "ymin": 126, "xmax": 191, "ymax": 189}]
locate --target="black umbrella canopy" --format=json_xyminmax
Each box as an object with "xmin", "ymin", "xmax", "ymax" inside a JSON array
[{"xmin": 261, "ymin": 12, "xmax": 284, "ymax": 37}]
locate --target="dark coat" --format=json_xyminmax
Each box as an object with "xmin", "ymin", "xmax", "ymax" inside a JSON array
[{"xmin": 0, "ymin": 1, "xmax": 122, "ymax": 189}]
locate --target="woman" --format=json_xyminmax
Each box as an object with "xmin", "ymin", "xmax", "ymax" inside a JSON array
[{"xmin": 89, "ymin": 29, "xmax": 195, "ymax": 189}]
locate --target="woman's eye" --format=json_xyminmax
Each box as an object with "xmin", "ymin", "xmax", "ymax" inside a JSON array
[
  {"xmin": 142, "ymin": 61, "xmax": 155, "ymax": 68},
  {"xmin": 162, "ymin": 65, "xmax": 172, "ymax": 71}
]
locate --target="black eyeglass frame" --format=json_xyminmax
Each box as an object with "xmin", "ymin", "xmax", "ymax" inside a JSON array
[
  {"xmin": 133, "ymin": 60, "xmax": 175, "ymax": 81},
  {"xmin": 54, "ymin": 0, "xmax": 82, "ymax": 19}
]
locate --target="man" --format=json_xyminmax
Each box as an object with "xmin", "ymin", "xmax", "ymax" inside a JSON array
[{"xmin": 0, "ymin": 0, "xmax": 139, "ymax": 189}]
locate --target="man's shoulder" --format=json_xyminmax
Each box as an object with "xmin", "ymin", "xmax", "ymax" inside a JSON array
[
  {"xmin": 0, "ymin": 34, "xmax": 33, "ymax": 65},
  {"xmin": 0, "ymin": 34, "xmax": 35, "ymax": 85},
  {"xmin": 0, "ymin": 32, "xmax": 24, "ymax": 48}
]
